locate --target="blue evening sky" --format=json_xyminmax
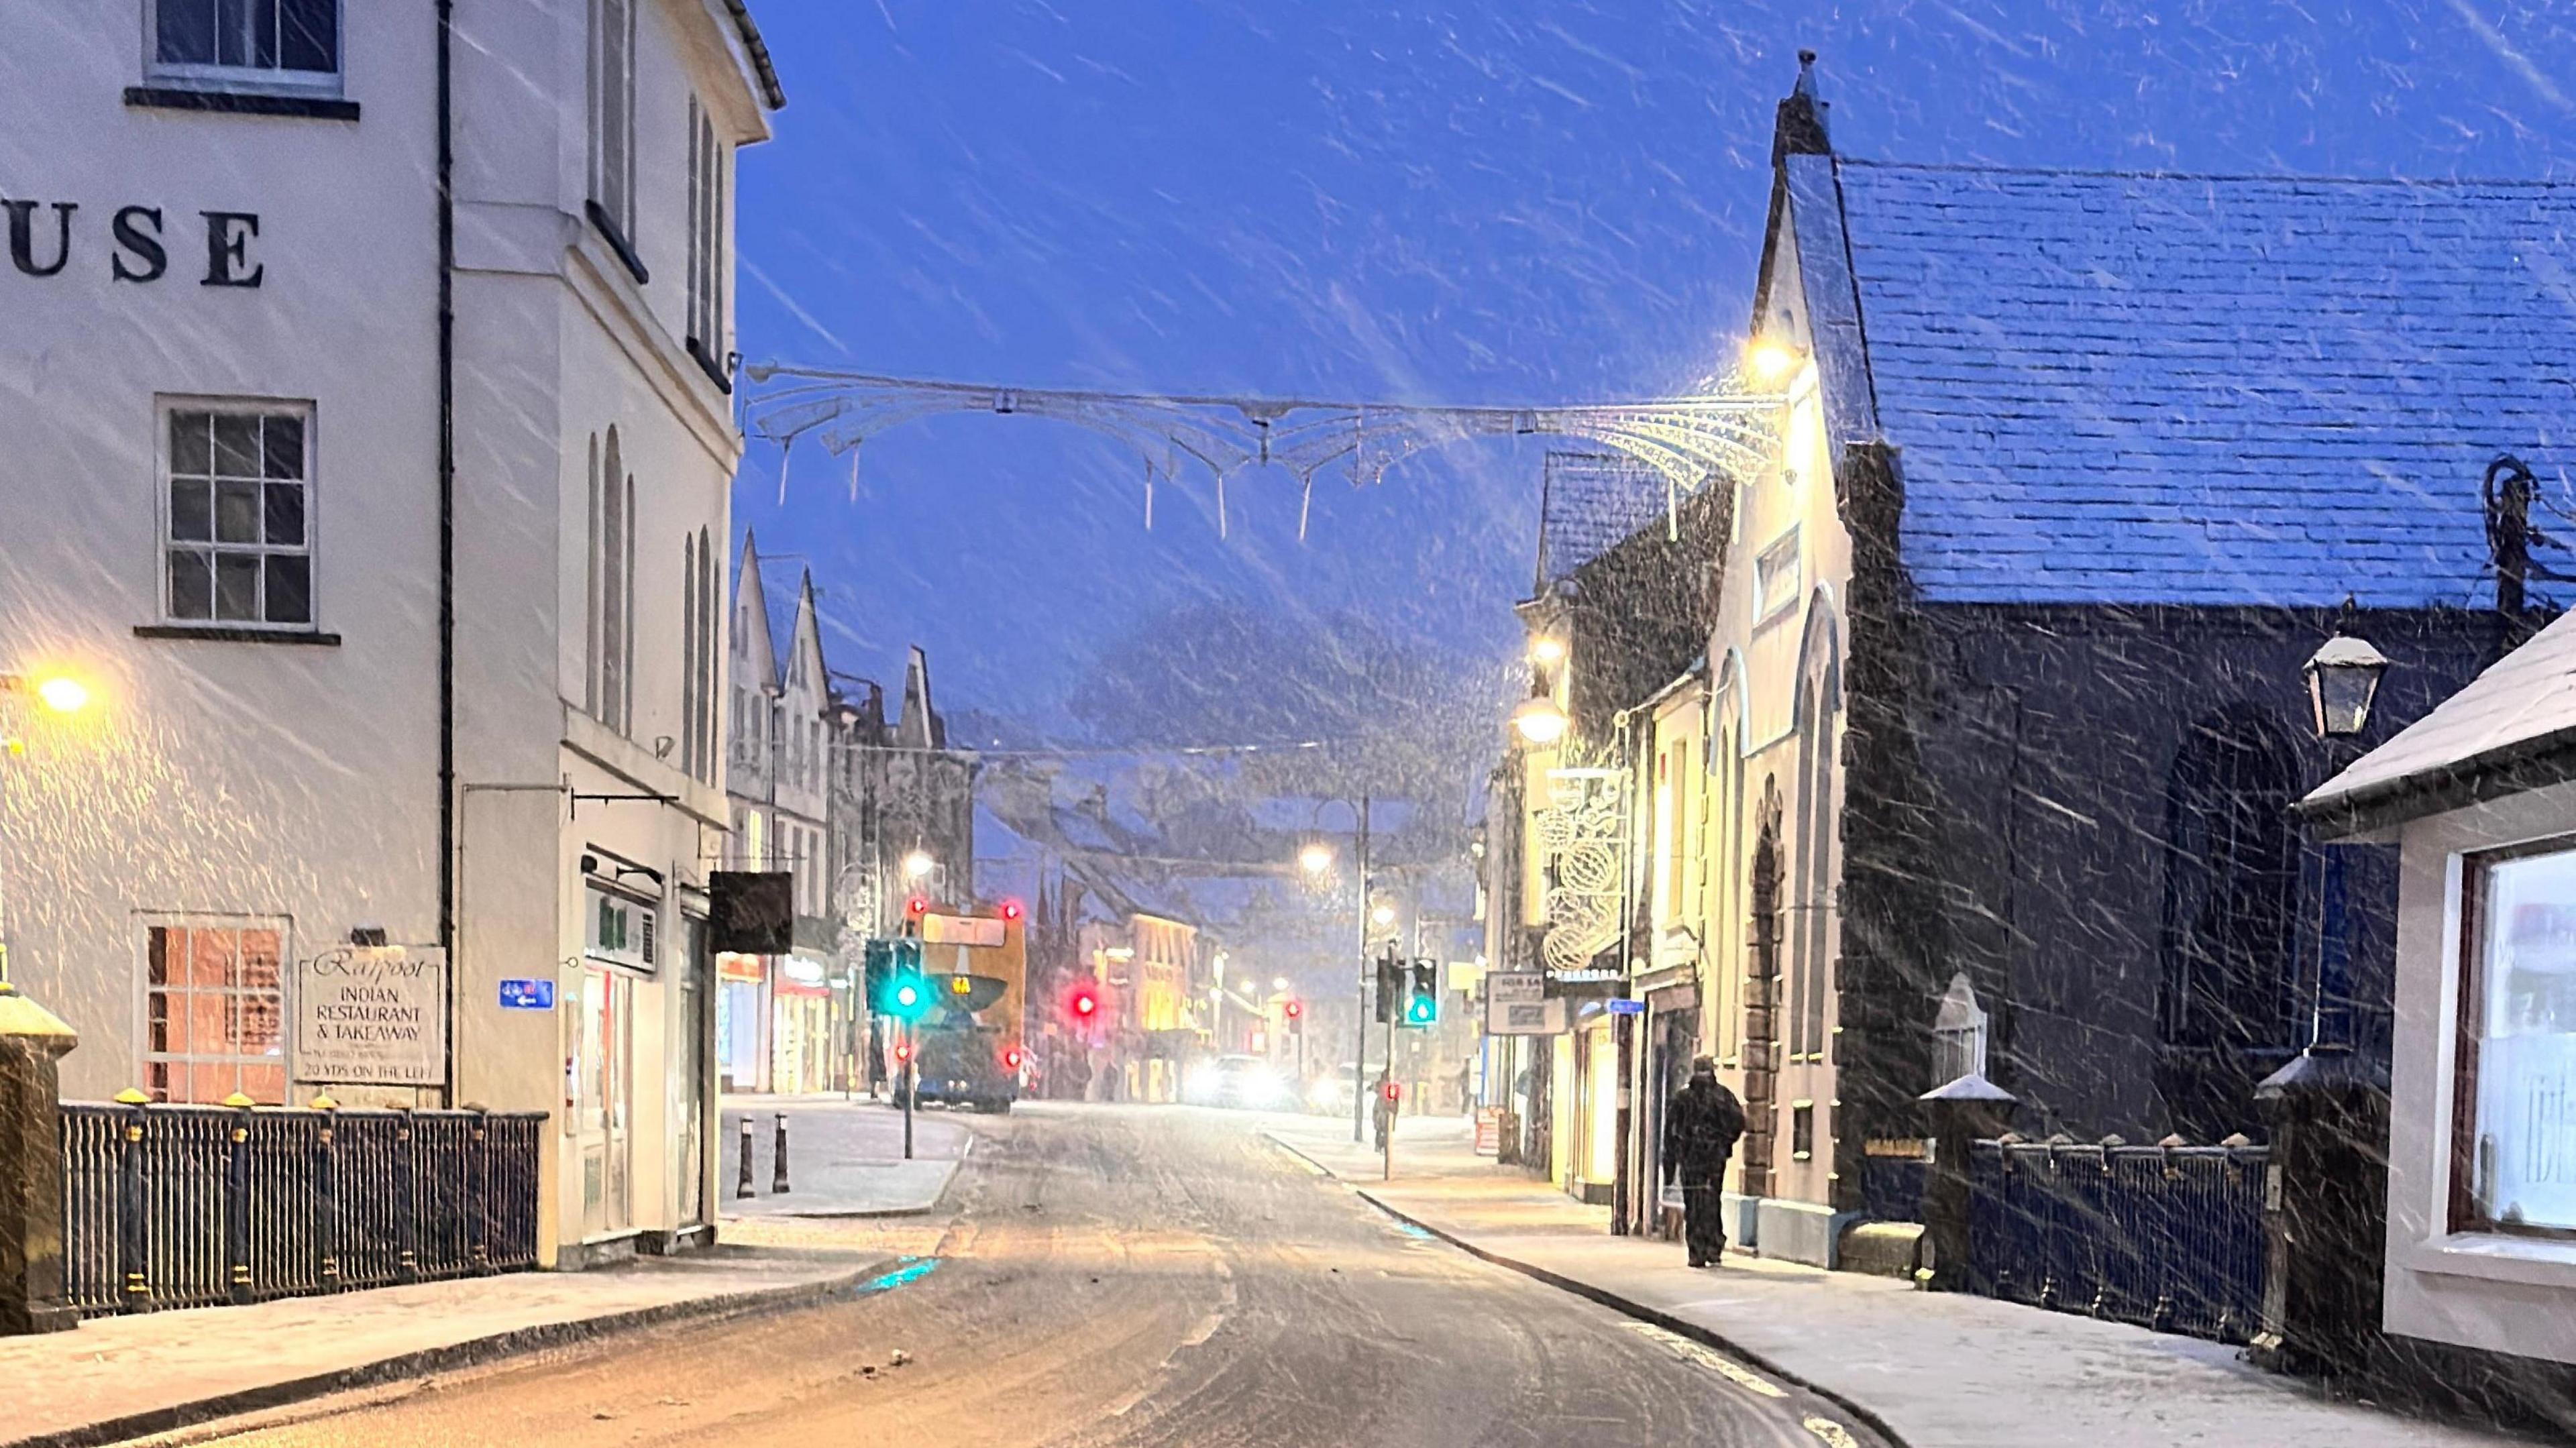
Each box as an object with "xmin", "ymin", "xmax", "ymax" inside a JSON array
[{"xmin": 729, "ymin": 1, "xmax": 2576, "ymax": 737}]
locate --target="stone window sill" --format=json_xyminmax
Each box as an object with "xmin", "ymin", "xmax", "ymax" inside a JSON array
[
  {"xmin": 125, "ymin": 87, "xmax": 360, "ymax": 121},
  {"xmin": 135, "ymin": 624, "xmax": 341, "ymax": 646}
]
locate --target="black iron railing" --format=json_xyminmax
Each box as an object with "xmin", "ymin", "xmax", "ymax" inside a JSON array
[
  {"xmin": 1960, "ymin": 1137, "xmax": 2265, "ymax": 1344},
  {"xmin": 59, "ymin": 1101, "xmax": 543, "ymax": 1317}
]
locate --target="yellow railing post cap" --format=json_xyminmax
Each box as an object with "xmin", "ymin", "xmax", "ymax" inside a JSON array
[{"xmin": 113, "ymin": 1087, "xmax": 150, "ymax": 1105}]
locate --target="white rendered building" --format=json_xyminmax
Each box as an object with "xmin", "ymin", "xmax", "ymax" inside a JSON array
[{"xmin": 0, "ymin": 0, "xmax": 780, "ymax": 1265}]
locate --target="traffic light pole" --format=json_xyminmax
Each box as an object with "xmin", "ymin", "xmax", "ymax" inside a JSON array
[
  {"xmin": 1349, "ymin": 793, "xmax": 1371, "ymax": 1144},
  {"xmin": 902, "ymin": 1017, "xmax": 916, "ymax": 1160}
]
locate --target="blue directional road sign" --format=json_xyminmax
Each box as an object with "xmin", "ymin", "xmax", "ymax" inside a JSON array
[{"xmin": 498, "ymin": 979, "xmax": 555, "ymax": 1010}]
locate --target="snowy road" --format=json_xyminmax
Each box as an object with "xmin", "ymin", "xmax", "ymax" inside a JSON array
[{"xmin": 151, "ymin": 1103, "xmax": 1888, "ymax": 1448}]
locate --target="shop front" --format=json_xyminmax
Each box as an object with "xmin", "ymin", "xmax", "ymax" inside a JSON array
[
  {"xmin": 770, "ymin": 954, "xmax": 835, "ymax": 1095},
  {"xmin": 716, "ymin": 952, "xmax": 768, "ymax": 1093}
]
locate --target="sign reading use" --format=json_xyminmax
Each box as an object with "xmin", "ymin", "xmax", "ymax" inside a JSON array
[
  {"xmin": 295, "ymin": 946, "xmax": 446, "ymax": 1087},
  {"xmin": 498, "ymin": 979, "xmax": 555, "ymax": 1010}
]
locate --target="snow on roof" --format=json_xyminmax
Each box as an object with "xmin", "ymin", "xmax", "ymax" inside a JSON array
[
  {"xmin": 2303, "ymin": 611, "xmax": 2576, "ymax": 832},
  {"xmin": 1831, "ymin": 161, "xmax": 2576, "ymax": 608}
]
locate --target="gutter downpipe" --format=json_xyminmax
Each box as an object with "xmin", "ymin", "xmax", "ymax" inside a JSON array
[{"xmin": 437, "ymin": 0, "xmax": 460, "ymax": 1104}]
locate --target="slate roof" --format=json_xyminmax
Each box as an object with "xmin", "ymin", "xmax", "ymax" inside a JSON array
[
  {"xmin": 1538, "ymin": 451, "xmax": 1671, "ymax": 584},
  {"xmin": 1830, "ymin": 161, "xmax": 2576, "ymax": 608},
  {"xmin": 2302, "ymin": 610, "xmax": 2576, "ymax": 832}
]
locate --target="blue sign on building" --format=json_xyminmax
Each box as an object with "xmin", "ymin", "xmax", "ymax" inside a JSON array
[
  {"xmin": 498, "ymin": 979, "xmax": 555, "ymax": 1011},
  {"xmin": 1606, "ymin": 998, "xmax": 1644, "ymax": 1016}
]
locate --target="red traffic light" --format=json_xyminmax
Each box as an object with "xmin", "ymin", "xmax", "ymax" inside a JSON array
[
  {"xmin": 1283, "ymin": 1000, "xmax": 1303, "ymax": 1020},
  {"xmin": 1002, "ymin": 1046, "xmax": 1024, "ymax": 1071},
  {"xmin": 892, "ymin": 1042, "xmax": 914, "ymax": 1065},
  {"xmin": 1381, "ymin": 1080, "xmax": 1402, "ymax": 1102},
  {"xmin": 1000, "ymin": 898, "xmax": 1024, "ymax": 922},
  {"xmin": 906, "ymin": 895, "xmax": 930, "ymax": 918},
  {"xmin": 1069, "ymin": 986, "xmax": 1099, "ymax": 1019}
]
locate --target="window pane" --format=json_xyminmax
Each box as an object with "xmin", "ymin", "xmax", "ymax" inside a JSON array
[
  {"xmin": 262, "ymin": 414, "xmax": 304, "ymax": 479},
  {"xmin": 148, "ymin": 988, "xmax": 180, "ymax": 1055},
  {"xmin": 278, "ymin": 0, "xmax": 336, "ymax": 73},
  {"xmin": 2474, "ymin": 848, "xmax": 2576, "ymax": 1231},
  {"xmin": 168, "ymin": 549, "xmax": 215, "ymax": 619},
  {"xmin": 215, "ymin": 552, "xmax": 262, "ymax": 620},
  {"xmin": 238, "ymin": 1063, "xmax": 286, "ymax": 1106},
  {"xmin": 213, "ymin": 413, "xmax": 260, "ymax": 478},
  {"xmin": 265, "ymin": 555, "xmax": 311, "ymax": 625},
  {"xmin": 157, "ymin": 0, "xmax": 218, "ymax": 64},
  {"xmin": 215, "ymin": 481, "xmax": 262, "ymax": 543},
  {"xmin": 236, "ymin": 930, "xmax": 281, "ymax": 989},
  {"xmin": 264, "ymin": 482, "xmax": 305, "ymax": 545},
  {"xmin": 170, "ymin": 410, "xmax": 213, "ymax": 476},
  {"xmin": 215, "ymin": 0, "xmax": 254, "ymax": 69},
  {"xmin": 170, "ymin": 481, "xmax": 213, "ymax": 543}
]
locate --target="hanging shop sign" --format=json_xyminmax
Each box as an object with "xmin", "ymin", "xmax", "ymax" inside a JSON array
[
  {"xmin": 294, "ymin": 945, "xmax": 446, "ymax": 1087},
  {"xmin": 1485, "ymin": 970, "xmax": 1567, "ymax": 1036}
]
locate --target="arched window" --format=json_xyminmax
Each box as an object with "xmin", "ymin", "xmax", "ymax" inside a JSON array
[
  {"xmin": 592, "ymin": 427, "xmax": 633, "ymax": 734},
  {"xmin": 2159, "ymin": 706, "xmax": 2300, "ymax": 1054},
  {"xmin": 1741, "ymin": 779, "xmax": 1785, "ymax": 1198}
]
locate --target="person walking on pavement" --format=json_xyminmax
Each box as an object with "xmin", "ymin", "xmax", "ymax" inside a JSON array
[{"xmin": 1663, "ymin": 1055, "xmax": 1746, "ymax": 1267}]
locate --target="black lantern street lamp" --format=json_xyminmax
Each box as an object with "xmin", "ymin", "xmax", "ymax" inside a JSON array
[
  {"xmin": 2298, "ymin": 620, "xmax": 2387, "ymax": 1051},
  {"xmin": 2304, "ymin": 632, "xmax": 2389, "ymax": 740}
]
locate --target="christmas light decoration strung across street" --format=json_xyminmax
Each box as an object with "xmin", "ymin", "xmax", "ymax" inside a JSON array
[{"xmin": 740, "ymin": 364, "xmax": 1786, "ymax": 541}]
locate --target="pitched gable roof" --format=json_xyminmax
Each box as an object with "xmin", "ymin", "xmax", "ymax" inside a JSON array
[
  {"xmin": 1822, "ymin": 160, "xmax": 2576, "ymax": 608},
  {"xmin": 1536, "ymin": 451, "xmax": 1671, "ymax": 586},
  {"xmin": 730, "ymin": 531, "xmax": 777, "ymax": 689}
]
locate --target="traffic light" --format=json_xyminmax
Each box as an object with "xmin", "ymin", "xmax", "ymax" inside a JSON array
[
  {"xmin": 1284, "ymin": 999, "xmax": 1304, "ymax": 1035},
  {"xmin": 1373, "ymin": 948, "xmax": 1403, "ymax": 1023},
  {"xmin": 1000, "ymin": 897, "xmax": 1025, "ymax": 923},
  {"xmin": 1002, "ymin": 1046, "xmax": 1025, "ymax": 1072},
  {"xmin": 893, "ymin": 1040, "xmax": 914, "ymax": 1067},
  {"xmin": 1402, "ymin": 958, "xmax": 1438, "ymax": 1027},
  {"xmin": 872, "ymin": 940, "xmax": 930, "ymax": 1022},
  {"xmin": 1067, "ymin": 984, "xmax": 1101, "ymax": 1022},
  {"xmin": 905, "ymin": 894, "xmax": 932, "ymax": 924}
]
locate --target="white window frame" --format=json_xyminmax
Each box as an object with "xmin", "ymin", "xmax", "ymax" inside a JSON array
[
  {"xmin": 1752, "ymin": 526, "xmax": 1802, "ymax": 627},
  {"xmin": 686, "ymin": 95, "xmax": 731, "ymax": 369},
  {"xmin": 144, "ymin": 0, "xmax": 345, "ymax": 97},
  {"xmin": 136, "ymin": 913, "xmax": 295, "ymax": 1105},
  {"xmin": 157, "ymin": 396, "xmax": 319, "ymax": 632}
]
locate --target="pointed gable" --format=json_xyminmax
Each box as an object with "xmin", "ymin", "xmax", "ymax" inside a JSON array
[
  {"xmin": 896, "ymin": 645, "xmax": 944, "ymax": 749},
  {"xmin": 730, "ymin": 530, "xmax": 777, "ymax": 691}
]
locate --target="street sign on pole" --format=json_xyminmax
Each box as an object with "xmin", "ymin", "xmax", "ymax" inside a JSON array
[{"xmin": 1486, "ymin": 970, "xmax": 1566, "ymax": 1036}]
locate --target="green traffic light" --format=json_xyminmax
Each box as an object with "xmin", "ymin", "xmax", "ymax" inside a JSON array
[{"xmin": 1405, "ymin": 994, "xmax": 1436, "ymax": 1025}]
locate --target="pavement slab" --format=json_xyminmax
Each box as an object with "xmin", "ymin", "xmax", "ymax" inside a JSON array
[
  {"xmin": 717, "ymin": 1097, "xmax": 970, "ymax": 1217},
  {"xmin": 1260, "ymin": 1111, "xmax": 2526, "ymax": 1448},
  {"xmin": 0, "ymin": 1241, "xmax": 902, "ymax": 1448}
]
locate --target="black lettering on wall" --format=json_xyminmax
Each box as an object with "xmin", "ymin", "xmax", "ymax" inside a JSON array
[
  {"xmin": 111, "ymin": 205, "xmax": 166, "ymax": 282},
  {"xmin": 5, "ymin": 200, "xmax": 76, "ymax": 278},
  {"xmin": 201, "ymin": 210, "xmax": 262, "ymax": 288}
]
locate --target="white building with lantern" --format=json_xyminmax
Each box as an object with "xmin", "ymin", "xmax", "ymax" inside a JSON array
[
  {"xmin": 0, "ymin": 1, "xmax": 780, "ymax": 1266},
  {"xmin": 2302, "ymin": 611, "xmax": 2576, "ymax": 1392}
]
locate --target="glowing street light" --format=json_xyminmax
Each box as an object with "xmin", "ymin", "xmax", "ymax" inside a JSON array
[
  {"xmin": 1511, "ymin": 691, "xmax": 1569, "ymax": 745},
  {"xmin": 1371, "ymin": 900, "xmax": 1397, "ymax": 928},
  {"xmin": 1298, "ymin": 840, "xmax": 1335, "ymax": 875},
  {"xmin": 902, "ymin": 848, "xmax": 936, "ymax": 881},
  {"xmin": 1528, "ymin": 634, "xmax": 1566, "ymax": 667},
  {"xmin": 34, "ymin": 677, "xmax": 89, "ymax": 714},
  {"xmin": 1746, "ymin": 336, "xmax": 1803, "ymax": 387}
]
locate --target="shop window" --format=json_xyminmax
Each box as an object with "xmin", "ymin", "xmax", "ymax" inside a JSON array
[
  {"xmin": 150, "ymin": 0, "xmax": 339, "ymax": 90},
  {"xmin": 2457, "ymin": 840, "xmax": 2576, "ymax": 1236},
  {"xmin": 162, "ymin": 402, "xmax": 314, "ymax": 628},
  {"xmin": 143, "ymin": 921, "xmax": 287, "ymax": 1104}
]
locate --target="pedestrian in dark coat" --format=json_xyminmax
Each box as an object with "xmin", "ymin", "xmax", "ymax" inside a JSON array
[{"xmin": 1662, "ymin": 1056, "xmax": 1747, "ymax": 1267}]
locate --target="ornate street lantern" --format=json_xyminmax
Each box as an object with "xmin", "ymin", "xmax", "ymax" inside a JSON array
[{"xmin": 2304, "ymin": 632, "xmax": 2389, "ymax": 740}]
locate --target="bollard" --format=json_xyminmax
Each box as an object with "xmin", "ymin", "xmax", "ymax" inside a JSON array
[
  {"xmin": 773, "ymin": 1113, "xmax": 791, "ymax": 1194},
  {"xmin": 1916, "ymin": 1071, "xmax": 2017, "ymax": 1293},
  {"xmin": 735, "ymin": 1116, "xmax": 755, "ymax": 1199},
  {"xmin": 0, "ymin": 979, "xmax": 80, "ymax": 1335}
]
